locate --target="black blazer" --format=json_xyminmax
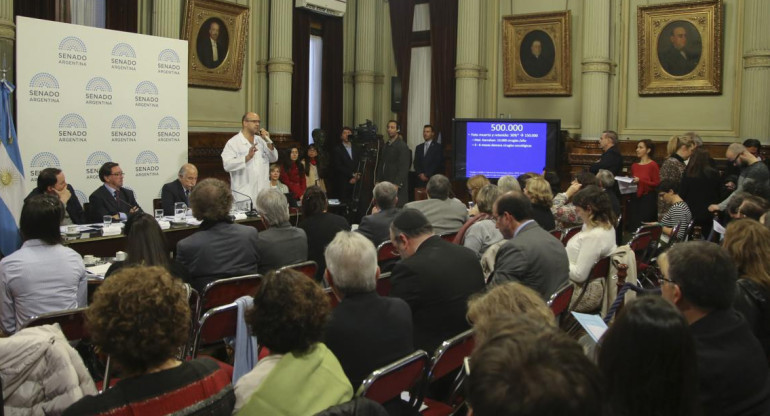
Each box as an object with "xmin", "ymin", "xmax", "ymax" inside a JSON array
[
  {"xmin": 324, "ymin": 291, "xmax": 414, "ymax": 389},
  {"xmin": 299, "ymin": 212, "xmax": 350, "ymax": 280},
  {"xmin": 589, "ymin": 145, "xmax": 623, "ymax": 176},
  {"xmin": 413, "ymin": 140, "xmax": 443, "ymax": 187},
  {"xmin": 88, "ymin": 185, "xmax": 141, "ymax": 223},
  {"xmin": 389, "ymin": 235, "xmax": 485, "ymax": 352},
  {"xmin": 332, "ymin": 143, "xmax": 360, "ymax": 196},
  {"xmin": 356, "ymin": 208, "xmax": 401, "ymax": 245},
  {"xmin": 161, "ymin": 179, "xmax": 189, "ymax": 216},
  {"xmin": 26, "ymin": 185, "xmax": 86, "ymax": 224}
]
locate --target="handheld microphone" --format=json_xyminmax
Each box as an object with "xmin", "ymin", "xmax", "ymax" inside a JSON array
[{"xmin": 231, "ymin": 189, "xmax": 258, "ymax": 217}]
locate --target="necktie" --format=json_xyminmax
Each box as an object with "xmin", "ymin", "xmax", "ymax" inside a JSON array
[
  {"xmin": 114, "ymin": 190, "xmax": 120, "ymax": 210},
  {"xmin": 424, "ymin": 141, "xmax": 430, "ymax": 156},
  {"xmin": 184, "ymin": 189, "xmax": 190, "ymax": 205}
]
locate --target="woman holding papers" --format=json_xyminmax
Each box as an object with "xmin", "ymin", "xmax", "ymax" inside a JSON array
[{"xmin": 628, "ymin": 139, "xmax": 660, "ymax": 231}]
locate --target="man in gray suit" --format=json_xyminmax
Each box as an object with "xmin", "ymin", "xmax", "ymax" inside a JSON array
[
  {"xmin": 356, "ymin": 181, "xmax": 401, "ymax": 245},
  {"xmin": 176, "ymin": 178, "xmax": 260, "ymax": 292},
  {"xmin": 255, "ymin": 188, "xmax": 308, "ymax": 273},
  {"xmin": 403, "ymin": 174, "xmax": 467, "ymax": 235},
  {"xmin": 491, "ymin": 191, "xmax": 569, "ymax": 298}
]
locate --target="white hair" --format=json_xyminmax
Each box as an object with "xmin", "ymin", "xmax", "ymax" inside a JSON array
[
  {"xmin": 256, "ymin": 188, "xmax": 289, "ymax": 226},
  {"xmin": 498, "ymin": 175, "xmax": 521, "ymax": 193},
  {"xmin": 324, "ymin": 231, "xmax": 378, "ymax": 295}
]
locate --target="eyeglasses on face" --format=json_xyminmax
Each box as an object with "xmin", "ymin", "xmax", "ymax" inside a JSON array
[
  {"xmin": 110, "ymin": 172, "xmax": 125, "ymax": 177},
  {"xmin": 657, "ymin": 276, "xmax": 676, "ymax": 286}
]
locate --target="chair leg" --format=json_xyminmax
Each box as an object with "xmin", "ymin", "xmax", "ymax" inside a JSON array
[{"xmin": 100, "ymin": 355, "xmax": 112, "ymax": 393}]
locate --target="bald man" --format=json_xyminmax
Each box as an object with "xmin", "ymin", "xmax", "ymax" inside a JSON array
[
  {"xmin": 161, "ymin": 163, "xmax": 199, "ymax": 216},
  {"xmin": 221, "ymin": 112, "xmax": 279, "ymax": 205}
]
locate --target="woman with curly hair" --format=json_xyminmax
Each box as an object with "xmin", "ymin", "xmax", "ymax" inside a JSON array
[
  {"xmin": 280, "ymin": 146, "xmax": 306, "ymax": 200},
  {"xmin": 524, "ymin": 176, "xmax": 556, "ymax": 231},
  {"xmin": 299, "ymin": 186, "xmax": 350, "ymax": 281},
  {"xmin": 567, "ymin": 185, "xmax": 617, "ymax": 284},
  {"xmin": 724, "ymin": 219, "xmax": 770, "ymax": 358},
  {"xmin": 234, "ymin": 269, "xmax": 352, "ymax": 414},
  {"xmin": 64, "ymin": 266, "xmax": 234, "ymax": 415}
]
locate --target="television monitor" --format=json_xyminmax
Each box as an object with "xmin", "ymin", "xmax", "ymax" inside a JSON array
[{"xmin": 453, "ymin": 118, "xmax": 561, "ymax": 180}]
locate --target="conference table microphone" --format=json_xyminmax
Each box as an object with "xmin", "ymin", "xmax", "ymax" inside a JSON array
[
  {"xmin": 231, "ymin": 189, "xmax": 258, "ymax": 217},
  {"xmin": 116, "ymin": 195, "xmax": 143, "ymax": 215}
]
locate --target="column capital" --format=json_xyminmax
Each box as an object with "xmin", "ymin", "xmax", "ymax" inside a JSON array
[
  {"xmin": 267, "ymin": 58, "xmax": 294, "ymax": 74},
  {"xmin": 744, "ymin": 50, "xmax": 770, "ymax": 69}
]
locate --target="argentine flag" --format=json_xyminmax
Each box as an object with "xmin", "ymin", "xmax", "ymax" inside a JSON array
[{"xmin": 0, "ymin": 79, "xmax": 23, "ymax": 256}]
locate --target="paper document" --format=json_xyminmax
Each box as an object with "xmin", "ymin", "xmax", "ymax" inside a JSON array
[
  {"xmin": 712, "ymin": 219, "xmax": 725, "ymax": 234},
  {"xmin": 615, "ymin": 176, "xmax": 638, "ymax": 195},
  {"xmin": 571, "ymin": 312, "xmax": 608, "ymax": 343},
  {"xmin": 86, "ymin": 263, "xmax": 111, "ymax": 277}
]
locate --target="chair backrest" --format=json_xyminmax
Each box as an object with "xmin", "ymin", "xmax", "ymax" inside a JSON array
[
  {"xmin": 23, "ymin": 307, "xmax": 89, "ymax": 341},
  {"xmin": 628, "ymin": 231, "xmax": 654, "ymax": 265},
  {"xmin": 549, "ymin": 229, "xmax": 562, "ymax": 241},
  {"xmin": 439, "ymin": 232, "xmax": 458, "ymax": 243},
  {"xmin": 684, "ymin": 219, "xmax": 696, "ymax": 241},
  {"xmin": 561, "ymin": 225, "xmax": 582, "ymax": 246},
  {"xmin": 87, "ymin": 279, "xmax": 102, "ymax": 305},
  {"xmin": 547, "ymin": 283, "xmax": 575, "ymax": 320},
  {"xmin": 153, "ymin": 198, "xmax": 162, "ymax": 211},
  {"xmin": 279, "ymin": 260, "xmax": 318, "ymax": 280},
  {"xmin": 634, "ymin": 224, "xmax": 662, "ymax": 242},
  {"xmin": 588, "ymin": 255, "xmax": 612, "ymax": 280},
  {"xmin": 428, "ymin": 330, "xmax": 474, "ymax": 382},
  {"xmin": 376, "ymin": 272, "xmax": 392, "ymax": 296},
  {"xmin": 190, "ymin": 302, "xmax": 238, "ymax": 358},
  {"xmin": 356, "ymin": 350, "xmax": 429, "ymax": 408},
  {"xmin": 376, "ymin": 241, "xmax": 399, "ymax": 263},
  {"xmin": 198, "ymin": 274, "xmax": 262, "ymax": 317}
]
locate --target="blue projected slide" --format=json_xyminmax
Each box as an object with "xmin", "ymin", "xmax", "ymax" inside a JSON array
[{"xmin": 466, "ymin": 122, "xmax": 547, "ymax": 177}]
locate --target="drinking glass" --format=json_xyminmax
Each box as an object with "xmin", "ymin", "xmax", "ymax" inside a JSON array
[
  {"xmin": 103, "ymin": 215, "xmax": 113, "ymax": 226},
  {"xmin": 174, "ymin": 202, "xmax": 186, "ymax": 221},
  {"xmin": 154, "ymin": 209, "xmax": 164, "ymax": 220}
]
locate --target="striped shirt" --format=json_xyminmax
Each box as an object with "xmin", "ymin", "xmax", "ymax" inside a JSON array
[{"xmin": 660, "ymin": 201, "xmax": 692, "ymax": 243}]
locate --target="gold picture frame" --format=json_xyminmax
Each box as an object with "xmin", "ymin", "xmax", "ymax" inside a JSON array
[
  {"xmin": 502, "ymin": 11, "xmax": 571, "ymax": 96},
  {"xmin": 183, "ymin": 0, "xmax": 249, "ymax": 90},
  {"xmin": 637, "ymin": 0, "xmax": 722, "ymax": 96}
]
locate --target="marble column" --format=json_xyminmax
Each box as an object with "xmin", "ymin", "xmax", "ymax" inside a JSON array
[
  {"xmin": 342, "ymin": 0, "xmax": 357, "ymax": 127},
  {"xmin": 455, "ymin": 0, "xmax": 481, "ymax": 118},
  {"xmin": 152, "ymin": 0, "xmax": 182, "ymax": 39},
  {"xmin": 580, "ymin": 0, "xmax": 612, "ymax": 139},
  {"xmin": 268, "ymin": 0, "xmax": 293, "ymax": 134},
  {"xmin": 71, "ymin": 0, "xmax": 106, "ymax": 28},
  {"xmin": 354, "ymin": 0, "xmax": 375, "ymax": 124},
  {"xmin": 740, "ymin": 0, "xmax": 770, "ymax": 140},
  {"xmin": 0, "ymin": 0, "xmax": 14, "ymax": 82},
  {"xmin": 253, "ymin": 0, "xmax": 270, "ymax": 115}
]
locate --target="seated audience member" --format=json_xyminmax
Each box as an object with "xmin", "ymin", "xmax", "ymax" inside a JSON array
[
  {"xmin": 25, "ymin": 167, "xmax": 85, "ymax": 224},
  {"xmin": 1, "ymin": 324, "xmax": 96, "ymax": 414},
  {"xmin": 161, "ymin": 163, "xmax": 198, "ymax": 216},
  {"xmin": 726, "ymin": 191, "xmax": 750, "ymax": 220},
  {"xmin": 268, "ymin": 163, "xmax": 289, "ymax": 194},
  {"xmin": 254, "ymin": 189, "xmax": 307, "ymax": 274},
  {"xmin": 279, "ymin": 146, "xmax": 307, "ymax": 200},
  {"xmin": 466, "ymin": 174, "xmax": 490, "ymax": 217},
  {"xmin": 523, "ymin": 176, "xmax": 556, "ymax": 231},
  {"xmin": 323, "ymin": 231, "xmax": 413, "ymax": 389},
  {"xmin": 466, "ymin": 317, "xmax": 604, "ymax": 416},
  {"xmin": 516, "ymin": 172, "xmax": 537, "ymax": 191},
  {"xmin": 496, "ymin": 175, "xmax": 521, "ymax": 194},
  {"xmin": 356, "ymin": 181, "xmax": 401, "ymax": 245},
  {"xmin": 737, "ymin": 195, "xmax": 769, "ymax": 221},
  {"xmin": 466, "ymin": 282, "xmax": 556, "ymax": 345},
  {"xmin": 0, "ymin": 195, "xmax": 87, "ymax": 334},
  {"xmin": 404, "ymin": 174, "xmax": 468, "ymax": 235},
  {"xmin": 176, "ymin": 178, "xmax": 260, "ymax": 292},
  {"xmin": 709, "ymin": 143, "xmax": 770, "ymax": 214},
  {"xmin": 599, "ymin": 296, "xmax": 700, "ymax": 416},
  {"xmin": 551, "ymin": 171, "xmax": 599, "ymax": 230},
  {"xmin": 389, "ymin": 210, "xmax": 485, "ymax": 352},
  {"xmin": 491, "ymin": 192, "xmax": 569, "ymax": 298},
  {"xmin": 88, "ymin": 162, "xmax": 142, "ymax": 222},
  {"xmin": 724, "ymin": 219, "xmax": 770, "ymax": 358},
  {"xmin": 454, "ymin": 184, "xmax": 503, "ymax": 257},
  {"xmin": 298, "ymin": 186, "xmax": 350, "ymax": 281},
  {"xmin": 659, "ymin": 242, "xmax": 770, "ymax": 415},
  {"xmin": 543, "ymin": 170, "xmax": 561, "ymax": 197},
  {"xmin": 596, "ymin": 169, "xmax": 621, "ymax": 218},
  {"xmin": 64, "ymin": 267, "xmax": 234, "ymax": 415},
  {"xmin": 567, "ymin": 186, "xmax": 617, "ymax": 284},
  {"xmin": 234, "ymin": 270, "xmax": 352, "ymax": 413},
  {"xmin": 105, "ymin": 213, "xmax": 189, "ymax": 280},
  {"xmin": 655, "ymin": 179, "xmax": 692, "ymax": 243}
]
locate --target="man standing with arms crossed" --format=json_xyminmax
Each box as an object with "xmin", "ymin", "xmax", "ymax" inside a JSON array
[{"xmin": 221, "ymin": 112, "xmax": 278, "ymax": 206}]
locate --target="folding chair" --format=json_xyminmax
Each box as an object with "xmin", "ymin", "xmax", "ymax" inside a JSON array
[
  {"xmin": 633, "ymin": 224, "xmax": 662, "ymax": 242},
  {"xmin": 683, "ymin": 219, "xmax": 696, "ymax": 241},
  {"xmin": 377, "ymin": 241, "xmax": 399, "ymax": 263},
  {"xmin": 547, "ymin": 283, "xmax": 575, "ymax": 325},
  {"xmin": 356, "ymin": 350, "xmax": 430, "ymax": 411},
  {"xmin": 628, "ymin": 232, "xmax": 658, "ymax": 287},
  {"xmin": 549, "ymin": 229, "xmax": 563, "ymax": 241},
  {"xmin": 421, "ymin": 330, "xmax": 475, "ymax": 415},
  {"xmin": 438, "ymin": 232, "xmax": 458, "ymax": 244},
  {"xmin": 279, "ymin": 260, "xmax": 318, "ymax": 280},
  {"xmin": 561, "ymin": 225, "xmax": 582, "ymax": 246},
  {"xmin": 190, "ymin": 302, "xmax": 238, "ymax": 359},
  {"xmin": 197, "ymin": 274, "xmax": 262, "ymax": 319},
  {"xmin": 376, "ymin": 272, "xmax": 392, "ymax": 296}
]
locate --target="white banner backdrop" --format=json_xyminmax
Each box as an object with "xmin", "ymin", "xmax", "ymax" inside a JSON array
[{"xmin": 16, "ymin": 17, "xmax": 188, "ymax": 218}]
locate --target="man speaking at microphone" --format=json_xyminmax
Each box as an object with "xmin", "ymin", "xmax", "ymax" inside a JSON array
[
  {"xmin": 88, "ymin": 162, "xmax": 142, "ymax": 223},
  {"xmin": 221, "ymin": 112, "xmax": 279, "ymax": 207}
]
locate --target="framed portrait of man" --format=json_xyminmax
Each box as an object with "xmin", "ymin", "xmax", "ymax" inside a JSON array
[
  {"xmin": 502, "ymin": 11, "xmax": 571, "ymax": 96},
  {"xmin": 638, "ymin": 0, "xmax": 722, "ymax": 95},
  {"xmin": 183, "ymin": 0, "xmax": 249, "ymax": 89}
]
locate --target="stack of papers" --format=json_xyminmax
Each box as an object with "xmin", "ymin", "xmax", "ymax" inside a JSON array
[
  {"xmin": 102, "ymin": 225, "xmax": 122, "ymax": 236},
  {"xmin": 86, "ymin": 263, "xmax": 111, "ymax": 277},
  {"xmin": 615, "ymin": 176, "xmax": 638, "ymax": 195}
]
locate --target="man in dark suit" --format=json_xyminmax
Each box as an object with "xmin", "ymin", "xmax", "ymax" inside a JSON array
[
  {"xmin": 589, "ymin": 130, "xmax": 623, "ymax": 176},
  {"xmin": 88, "ymin": 162, "xmax": 142, "ymax": 223},
  {"xmin": 323, "ymin": 231, "xmax": 413, "ymax": 389},
  {"xmin": 389, "ymin": 210, "xmax": 485, "ymax": 352},
  {"xmin": 197, "ymin": 20, "xmax": 226, "ymax": 69},
  {"xmin": 332, "ymin": 127, "xmax": 359, "ymax": 203},
  {"xmin": 26, "ymin": 167, "xmax": 85, "ymax": 224},
  {"xmin": 255, "ymin": 188, "xmax": 307, "ymax": 274},
  {"xmin": 659, "ymin": 25, "xmax": 699, "ymax": 76},
  {"xmin": 413, "ymin": 124, "xmax": 443, "ymax": 188},
  {"xmin": 176, "ymin": 178, "xmax": 260, "ymax": 292},
  {"xmin": 491, "ymin": 191, "xmax": 569, "ymax": 298},
  {"xmin": 161, "ymin": 163, "xmax": 198, "ymax": 216},
  {"xmin": 356, "ymin": 181, "xmax": 400, "ymax": 245}
]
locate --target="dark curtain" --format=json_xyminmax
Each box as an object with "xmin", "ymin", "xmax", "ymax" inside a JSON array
[
  {"xmin": 106, "ymin": 0, "xmax": 138, "ymax": 33},
  {"xmin": 388, "ymin": 0, "xmax": 415, "ymax": 137},
  {"xmin": 321, "ymin": 16, "xmax": 343, "ymax": 152},
  {"xmin": 14, "ymin": 0, "xmax": 67, "ymax": 22},
  {"xmin": 291, "ymin": 9, "xmax": 311, "ymax": 147},
  {"xmin": 429, "ymin": 0, "xmax": 457, "ymax": 159}
]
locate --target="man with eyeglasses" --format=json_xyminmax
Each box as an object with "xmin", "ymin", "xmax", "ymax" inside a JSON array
[
  {"xmin": 658, "ymin": 242, "xmax": 770, "ymax": 415},
  {"xmin": 88, "ymin": 162, "xmax": 141, "ymax": 223},
  {"xmin": 709, "ymin": 142, "xmax": 770, "ymax": 214},
  {"xmin": 221, "ymin": 112, "xmax": 278, "ymax": 207}
]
